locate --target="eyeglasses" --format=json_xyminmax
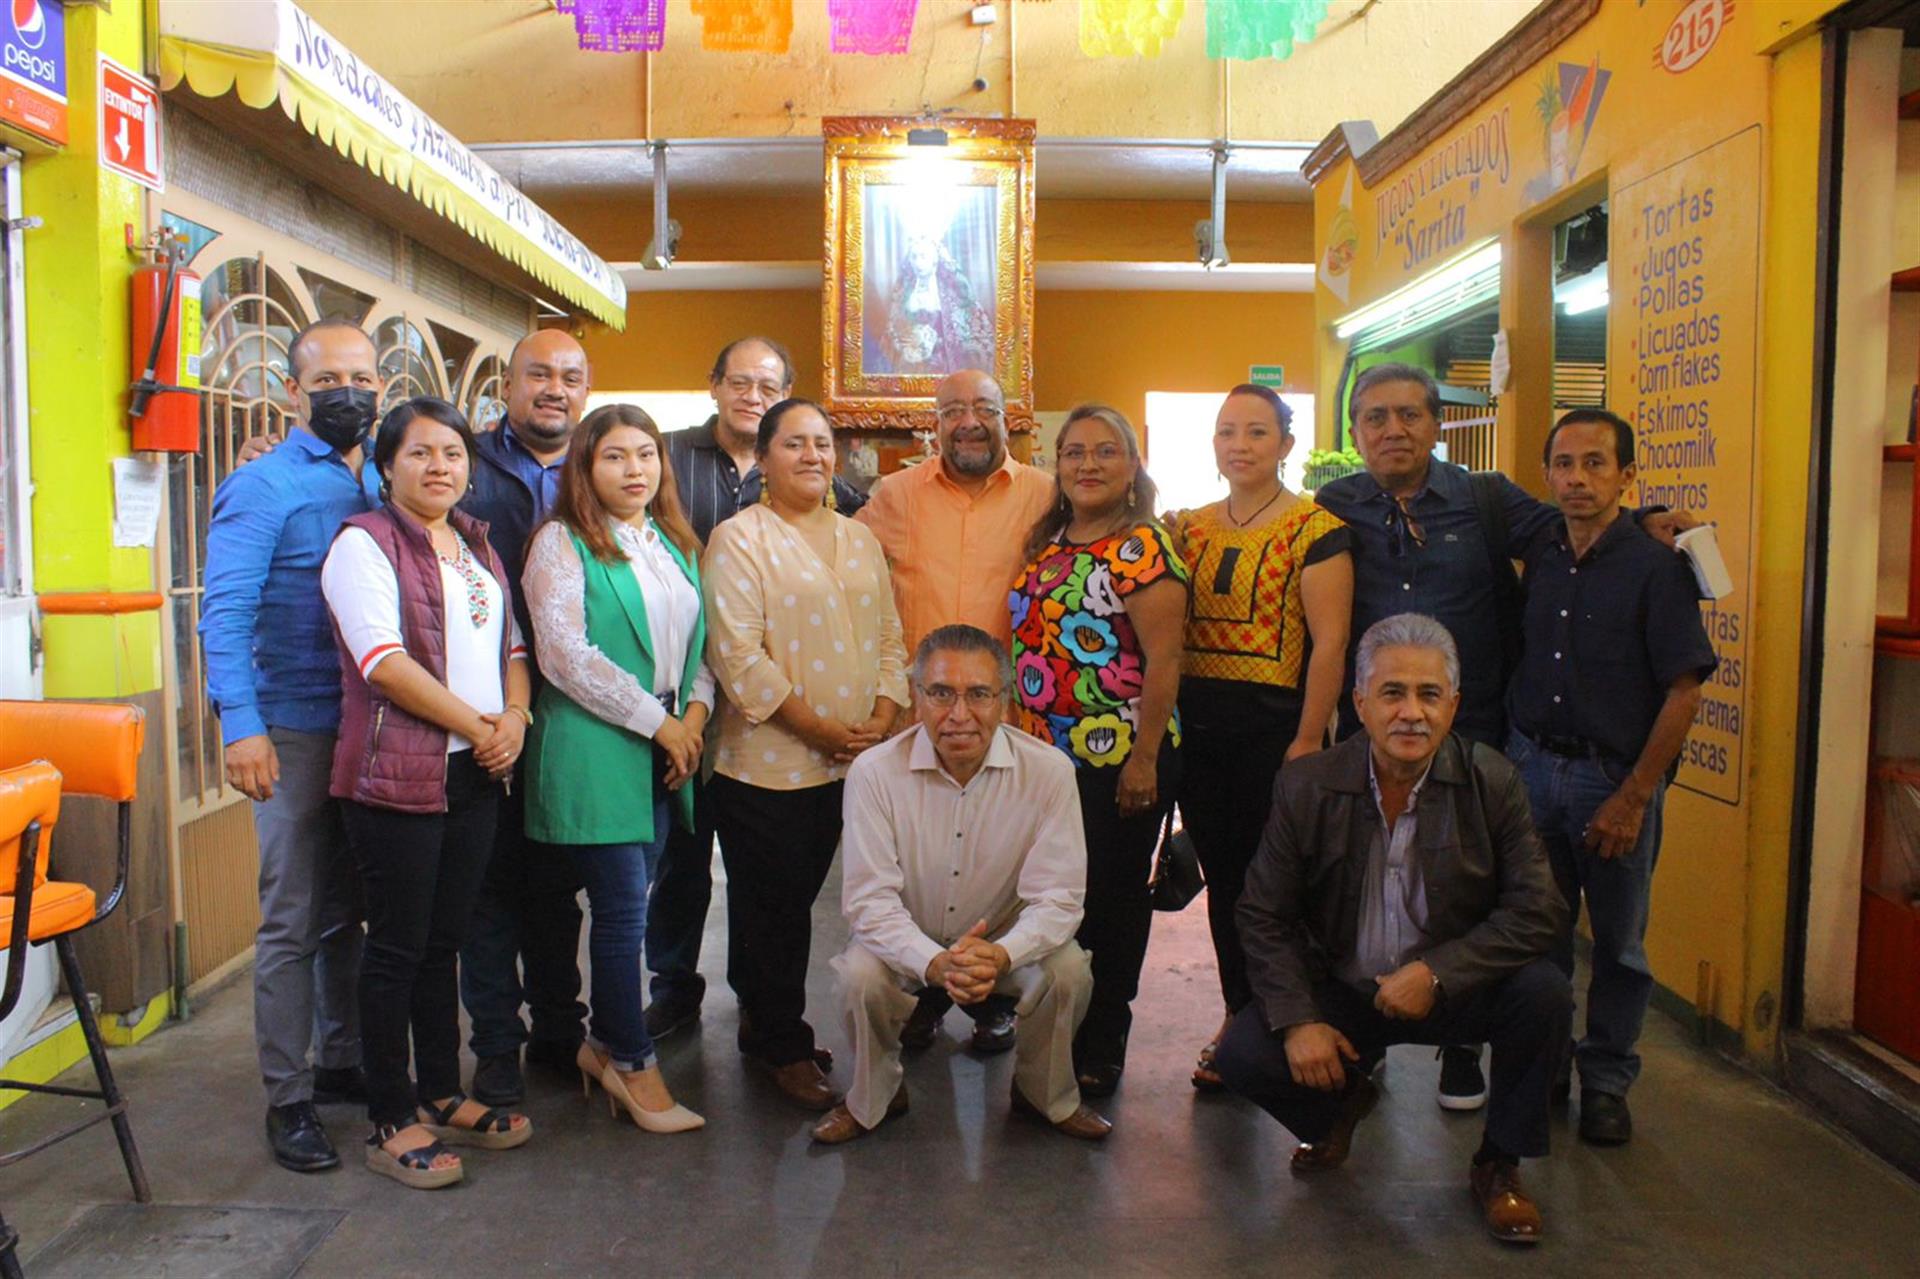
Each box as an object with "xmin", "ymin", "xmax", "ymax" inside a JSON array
[
  {"xmin": 722, "ymin": 375, "xmax": 786, "ymax": 401},
  {"xmin": 918, "ymin": 684, "xmax": 1005, "ymax": 709},
  {"xmin": 936, "ymin": 401, "xmax": 1004, "ymax": 424},
  {"xmin": 1058, "ymin": 443, "xmax": 1127, "ymax": 465}
]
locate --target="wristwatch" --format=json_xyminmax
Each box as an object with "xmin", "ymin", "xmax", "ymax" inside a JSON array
[{"xmin": 507, "ymin": 704, "xmax": 533, "ymax": 726}]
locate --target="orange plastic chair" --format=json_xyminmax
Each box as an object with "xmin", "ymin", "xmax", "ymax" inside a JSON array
[{"xmin": 0, "ymin": 702, "xmax": 152, "ymax": 1277}]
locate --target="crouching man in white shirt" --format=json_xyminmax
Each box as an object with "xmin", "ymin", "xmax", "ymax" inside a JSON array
[{"xmin": 814, "ymin": 624, "xmax": 1112, "ymax": 1144}]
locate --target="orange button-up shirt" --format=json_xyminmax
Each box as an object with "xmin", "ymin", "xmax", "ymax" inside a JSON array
[{"xmin": 855, "ymin": 455, "xmax": 1058, "ymax": 657}]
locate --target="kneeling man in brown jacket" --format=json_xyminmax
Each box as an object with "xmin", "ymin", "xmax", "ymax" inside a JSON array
[{"xmin": 1214, "ymin": 612, "xmax": 1571, "ymax": 1246}]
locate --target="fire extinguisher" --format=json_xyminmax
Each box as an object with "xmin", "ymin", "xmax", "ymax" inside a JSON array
[{"xmin": 128, "ymin": 242, "xmax": 202, "ymax": 452}]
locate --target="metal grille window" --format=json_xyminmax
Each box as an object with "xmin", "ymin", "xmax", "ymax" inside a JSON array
[{"xmin": 169, "ymin": 256, "xmax": 307, "ymax": 804}]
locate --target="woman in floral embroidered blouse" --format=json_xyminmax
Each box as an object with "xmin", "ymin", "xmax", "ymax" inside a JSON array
[
  {"xmin": 1010, "ymin": 403, "xmax": 1190, "ymax": 1097},
  {"xmin": 702, "ymin": 398, "xmax": 909, "ymax": 1111},
  {"xmin": 1165, "ymin": 384, "xmax": 1352, "ymax": 1092}
]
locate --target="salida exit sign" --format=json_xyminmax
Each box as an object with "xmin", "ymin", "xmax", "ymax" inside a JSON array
[{"xmin": 1249, "ymin": 364, "xmax": 1285, "ymax": 388}]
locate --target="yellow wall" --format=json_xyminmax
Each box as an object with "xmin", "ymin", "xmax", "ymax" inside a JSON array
[
  {"xmin": 23, "ymin": 0, "xmax": 159, "ymax": 697},
  {"xmin": 301, "ymin": 0, "xmax": 1539, "ymax": 147},
  {"xmin": 593, "ymin": 286, "xmax": 1318, "ymax": 438}
]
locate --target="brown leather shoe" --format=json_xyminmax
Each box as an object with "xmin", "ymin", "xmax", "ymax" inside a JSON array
[
  {"xmin": 1010, "ymin": 1082, "xmax": 1112, "ymax": 1141},
  {"xmin": 1289, "ymin": 1075, "xmax": 1379, "ymax": 1173},
  {"xmin": 810, "ymin": 1084, "xmax": 909, "ymax": 1144},
  {"xmin": 759, "ymin": 1058, "xmax": 840, "ymax": 1112},
  {"xmin": 1470, "ymin": 1159, "xmax": 1544, "ymax": 1245}
]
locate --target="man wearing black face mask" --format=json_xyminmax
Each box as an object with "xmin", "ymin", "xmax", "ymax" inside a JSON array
[{"xmin": 201, "ymin": 320, "xmax": 383, "ymax": 1174}]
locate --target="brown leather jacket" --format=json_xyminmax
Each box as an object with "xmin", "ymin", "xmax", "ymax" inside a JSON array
[{"xmin": 1237, "ymin": 732, "xmax": 1565, "ymax": 1033}]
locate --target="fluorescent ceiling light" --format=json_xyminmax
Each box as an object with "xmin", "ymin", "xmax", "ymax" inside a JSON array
[{"xmin": 1334, "ymin": 241, "xmax": 1502, "ymax": 340}]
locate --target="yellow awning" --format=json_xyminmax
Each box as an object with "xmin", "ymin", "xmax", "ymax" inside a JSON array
[{"xmin": 158, "ymin": 1, "xmax": 626, "ymax": 330}]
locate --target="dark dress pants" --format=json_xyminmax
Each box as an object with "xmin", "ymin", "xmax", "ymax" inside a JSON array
[
  {"xmin": 343, "ymin": 751, "xmax": 499, "ymax": 1127},
  {"xmin": 1072, "ymin": 735, "xmax": 1180, "ymax": 1073},
  {"xmin": 1214, "ymin": 958, "xmax": 1572, "ymax": 1158},
  {"xmin": 1178, "ymin": 682, "xmax": 1297, "ymax": 1015},
  {"xmin": 458, "ymin": 776, "xmax": 587, "ymax": 1059},
  {"xmin": 710, "ymin": 774, "xmax": 843, "ymax": 1067},
  {"xmin": 644, "ymin": 770, "xmax": 715, "ymax": 1014}
]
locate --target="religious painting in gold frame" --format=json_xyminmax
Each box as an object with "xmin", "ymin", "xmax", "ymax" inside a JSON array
[{"xmin": 822, "ymin": 116, "xmax": 1036, "ymax": 435}]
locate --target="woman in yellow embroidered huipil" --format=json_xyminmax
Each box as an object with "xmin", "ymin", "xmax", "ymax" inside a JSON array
[{"xmin": 1167, "ymin": 384, "xmax": 1353, "ymax": 1091}]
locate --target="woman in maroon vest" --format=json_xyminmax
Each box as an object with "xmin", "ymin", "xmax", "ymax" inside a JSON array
[{"xmin": 321, "ymin": 397, "xmax": 534, "ymax": 1190}]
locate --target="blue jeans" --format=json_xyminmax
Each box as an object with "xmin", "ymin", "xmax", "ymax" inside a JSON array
[
  {"xmin": 571, "ymin": 800, "xmax": 671, "ymax": 1072},
  {"xmin": 1507, "ymin": 729, "xmax": 1665, "ymax": 1098}
]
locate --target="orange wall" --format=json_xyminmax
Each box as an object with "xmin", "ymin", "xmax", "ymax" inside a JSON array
[
  {"xmin": 585, "ymin": 287, "xmax": 1318, "ymax": 438},
  {"xmin": 541, "ymin": 194, "xmax": 1313, "ymax": 266},
  {"xmin": 1036, "ymin": 290, "xmax": 1317, "ymax": 433}
]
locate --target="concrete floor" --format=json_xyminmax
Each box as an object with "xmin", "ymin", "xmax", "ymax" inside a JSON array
[{"xmin": 5, "ymin": 866, "xmax": 1920, "ymax": 1277}]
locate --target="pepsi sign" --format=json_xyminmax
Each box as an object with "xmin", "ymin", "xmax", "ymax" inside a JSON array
[{"xmin": 1, "ymin": 0, "xmax": 66, "ymax": 146}]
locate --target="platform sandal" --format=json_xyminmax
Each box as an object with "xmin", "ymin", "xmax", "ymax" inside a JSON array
[
  {"xmin": 416, "ymin": 1092, "xmax": 534, "ymax": 1151},
  {"xmin": 365, "ymin": 1123, "xmax": 463, "ymax": 1190}
]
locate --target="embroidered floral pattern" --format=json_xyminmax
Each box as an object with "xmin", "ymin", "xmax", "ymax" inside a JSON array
[
  {"xmin": 1008, "ymin": 522, "xmax": 1188, "ymax": 769},
  {"xmin": 440, "ymin": 531, "xmax": 490, "ymax": 630}
]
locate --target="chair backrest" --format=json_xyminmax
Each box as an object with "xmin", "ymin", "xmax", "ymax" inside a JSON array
[
  {"xmin": 0, "ymin": 761, "xmax": 63, "ymax": 895},
  {"xmin": 0, "ymin": 701, "xmax": 144, "ymax": 803}
]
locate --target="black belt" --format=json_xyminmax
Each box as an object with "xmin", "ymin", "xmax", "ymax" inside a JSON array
[{"xmin": 1532, "ymin": 732, "xmax": 1607, "ymax": 761}]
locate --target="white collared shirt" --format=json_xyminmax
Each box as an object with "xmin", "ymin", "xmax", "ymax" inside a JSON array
[{"xmin": 841, "ymin": 723, "xmax": 1087, "ymax": 984}]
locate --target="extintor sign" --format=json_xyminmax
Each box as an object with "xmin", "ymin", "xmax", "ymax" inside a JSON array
[{"xmin": 98, "ymin": 55, "xmax": 162, "ymax": 192}]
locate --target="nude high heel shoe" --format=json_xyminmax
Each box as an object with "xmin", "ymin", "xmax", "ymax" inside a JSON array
[
  {"xmin": 600, "ymin": 1063, "xmax": 706, "ymax": 1134},
  {"xmin": 576, "ymin": 1042, "xmax": 605, "ymax": 1101}
]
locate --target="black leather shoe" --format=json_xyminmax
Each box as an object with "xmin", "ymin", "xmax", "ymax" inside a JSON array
[
  {"xmin": 525, "ymin": 1037, "xmax": 585, "ymax": 1077},
  {"xmin": 901, "ymin": 989, "xmax": 950, "ymax": 1052},
  {"xmin": 471, "ymin": 1051, "xmax": 524, "ymax": 1107},
  {"xmin": 643, "ymin": 999, "xmax": 701, "ymax": 1041},
  {"xmin": 266, "ymin": 1101, "xmax": 339, "ymax": 1172},
  {"xmin": 1579, "ymin": 1089, "xmax": 1632, "ymax": 1145},
  {"xmin": 311, "ymin": 1065, "xmax": 367, "ymax": 1106},
  {"xmin": 1076, "ymin": 1063, "xmax": 1123, "ymax": 1098},
  {"xmin": 969, "ymin": 1008, "xmax": 1017, "ymax": 1055}
]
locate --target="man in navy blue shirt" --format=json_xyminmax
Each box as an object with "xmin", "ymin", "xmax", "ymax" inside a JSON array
[
  {"xmin": 1506, "ymin": 409, "xmax": 1716, "ymax": 1148},
  {"xmin": 201, "ymin": 320, "xmax": 380, "ymax": 1174},
  {"xmin": 460, "ymin": 329, "xmax": 595, "ymax": 1108}
]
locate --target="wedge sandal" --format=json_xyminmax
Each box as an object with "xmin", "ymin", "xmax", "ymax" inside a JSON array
[{"xmin": 365, "ymin": 1123, "xmax": 463, "ymax": 1190}]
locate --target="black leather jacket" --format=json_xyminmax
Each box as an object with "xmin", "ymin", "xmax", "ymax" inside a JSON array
[{"xmin": 1237, "ymin": 732, "xmax": 1565, "ymax": 1032}]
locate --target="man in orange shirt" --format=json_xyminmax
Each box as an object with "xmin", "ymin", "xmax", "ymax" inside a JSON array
[
  {"xmin": 857, "ymin": 369, "xmax": 1056, "ymax": 656},
  {"xmin": 856, "ymin": 367, "xmax": 1057, "ymax": 1054}
]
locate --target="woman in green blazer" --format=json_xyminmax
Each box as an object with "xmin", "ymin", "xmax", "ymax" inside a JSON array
[{"xmin": 522, "ymin": 404, "xmax": 709, "ymax": 1134}]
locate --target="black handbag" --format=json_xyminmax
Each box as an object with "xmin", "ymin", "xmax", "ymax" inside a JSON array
[{"xmin": 1149, "ymin": 810, "xmax": 1205, "ymax": 913}]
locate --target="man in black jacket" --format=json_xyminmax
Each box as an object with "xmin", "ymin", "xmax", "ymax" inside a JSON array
[
  {"xmin": 1213, "ymin": 612, "xmax": 1570, "ymax": 1246},
  {"xmin": 459, "ymin": 329, "xmax": 592, "ymax": 1106}
]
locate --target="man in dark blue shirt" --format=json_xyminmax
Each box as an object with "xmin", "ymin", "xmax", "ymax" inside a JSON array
[
  {"xmin": 201, "ymin": 320, "xmax": 379, "ymax": 1174},
  {"xmin": 460, "ymin": 329, "xmax": 594, "ymax": 1108},
  {"xmin": 1315, "ymin": 362, "xmax": 1560, "ymax": 1113},
  {"xmin": 1505, "ymin": 409, "xmax": 1716, "ymax": 1148}
]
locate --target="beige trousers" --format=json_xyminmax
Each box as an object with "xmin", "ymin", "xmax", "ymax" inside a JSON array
[{"xmin": 832, "ymin": 939, "xmax": 1094, "ymax": 1131}]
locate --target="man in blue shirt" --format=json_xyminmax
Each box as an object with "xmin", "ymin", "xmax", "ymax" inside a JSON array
[
  {"xmin": 460, "ymin": 329, "xmax": 594, "ymax": 1108},
  {"xmin": 200, "ymin": 320, "xmax": 380, "ymax": 1174},
  {"xmin": 1506, "ymin": 410, "xmax": 1715, "ymax": 1148}
]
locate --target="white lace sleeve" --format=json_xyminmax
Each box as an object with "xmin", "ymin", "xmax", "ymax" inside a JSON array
[{"xmin": 524, "ymin": 522, "xmax": 670, "ymax": 738}]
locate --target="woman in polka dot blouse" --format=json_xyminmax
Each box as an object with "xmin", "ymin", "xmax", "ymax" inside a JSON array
[{"xmin": 701, "ymin": 398, "xmax": 909, "ymax": 1110}]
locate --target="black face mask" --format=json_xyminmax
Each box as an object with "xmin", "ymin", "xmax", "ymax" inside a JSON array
[{"xmin": 305, "ymin": 386, "xmax": 378, "ymax": 454}]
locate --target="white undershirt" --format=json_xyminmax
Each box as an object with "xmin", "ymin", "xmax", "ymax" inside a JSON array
[{"xmin": 321, "ymin": 526, "xmax": 526, "ymax": 753}]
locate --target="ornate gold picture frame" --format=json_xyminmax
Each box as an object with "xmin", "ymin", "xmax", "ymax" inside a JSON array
[{"xmin": 822, "ymin": 116, "xmax": 1036, "ymax": 435}]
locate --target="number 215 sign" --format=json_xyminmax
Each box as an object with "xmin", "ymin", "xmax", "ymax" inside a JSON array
[{"xmin": 1658, "ymin": 0, "xmax": 1732, "ymax": 75}]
